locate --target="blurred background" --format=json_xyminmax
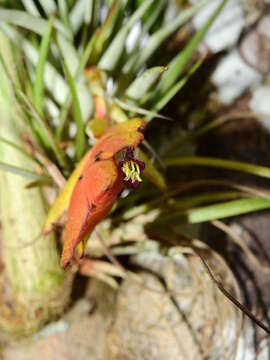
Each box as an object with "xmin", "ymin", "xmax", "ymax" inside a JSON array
[{"xmin": 0, "ymin": 0, "xmax": 269, "ymax": 359}]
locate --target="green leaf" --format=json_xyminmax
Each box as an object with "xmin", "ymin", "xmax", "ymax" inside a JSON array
[
  {"xmin": 148, "ymin": 197, "xmax": 270, "ymax": 225},
  {"xmin": 58, "ymin": 0, "xmax": 73, "ymax": 33},
  {"xmin": 0, "ymin": 161, "xmax": 50, "ymax": 182},
  {"xmin": 0, "ymin": 49, "xmax": 38, "ymax": 141},
  {"xmin": 98, "ymin": 0, "xmax": 155, "ymax": 72},
  {"xmin": 138, "ymin": 149, "xmax": 167, "ymax": 192},
  {"xmin": 165, "ymin": 156, "xmax": 270, "ymax": 179},
  {"xmin": 159, "ymin": 0, "xmax": 227, "ymax": 95},
  {"xmin": 133, "ymin": 0, "xmax": 210, "ymax": 71},
  {"xmin": 90, "ymin": 0, "xmax": 121, "ymax": 63},
  {"xmin": 63, "ymin": 62, "xmax": 85, "ymax": 160},
  {"xmin": 38, "ymin": 0, "xmax": 57, "ymax": 16},
  {"xmin": 140, "ymin": 0, "xmax": 166, "ymax": 33},
  {"xmin": 17, "ymin": 90, "xmax": 69, "ymax": 170},
  {"xmin": 122, "ymin": 191, "xmax": 242, "ymax": 221},
  {"xmin": 92, "ymin": 0, "xmax": 102, "ymax": 29},
  {"xmin": 33, "ymin": 16, "xmax": 54, "ymax": 116},
  {"xmin": 70, "ymin": 0, "xmax": 90, "ymax": 34},
  {"xmin": 0, "ymin": 136, "xmax": 36, "ymax": 162},
  {"xmin": 0, "ymin": 23, "xmax": 69, "ymax": 105},
  {"xmin": 21, "ymin": 0, "xmax": 40, "ymax": 16},
  {"xmin": 172, "ymin": 191, "xmax": 243, "ymax": 209},
  {"xmin": 183, "ymin": 197, "xmax": 270, "ymax": 223},
  {"xmin": 0, "ymin": 9, "xmax": 70, "ymax": 39},
  {"xmin": 186, "ymin": 112, "xmax": 270, "ymax": 143},
  {"xmin": 125, "ymin": 66, "xmax": 167, "ymax": 101},
  {"xmin": 2, "ymin": 21, "xmax": 93, "ymax": 123},
  {"xmin": 150, "ymin": 59, "xmax": 202, "ymax": 115},
  {"xmin": 0, "ymin": 9, "xmax": 47, "ymax": 35},
  {"xmin": 84, "ymin": 0, "xmax": 94, "ymax": 25},
  {"xmin": 122, "ymin": 0, "xmax": 166, "ymax": 74},
  {"xmin": 56, "ymin": 32, "xmax": 93, "ymax": 121},
  {"xmin": 25, "ymin": 178, "xmax": 52, "ymax": 188},
  {"xmin": 113, "ymin": 97, "xmax": 172, "ymax": 121},
  {"xmin": 56, "ymin": 32, "xmax": 97, "ymax": 139}
]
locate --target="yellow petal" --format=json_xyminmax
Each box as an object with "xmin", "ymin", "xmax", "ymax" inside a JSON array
[{"xmin": 43, "ymin": 154, "xmax": 88, "ymax": 234}]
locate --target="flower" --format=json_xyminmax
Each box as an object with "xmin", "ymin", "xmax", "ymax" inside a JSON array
[
  {"xmin": 118, "ymin": 147, "xmax": 145, "ymax": 188},
  {"xmin": 60, "ymin": 119, "xmax": 146, "ymax": 268}
]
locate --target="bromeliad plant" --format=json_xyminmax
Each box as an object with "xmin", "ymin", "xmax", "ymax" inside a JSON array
[{"xmin": 1, "ymin": 0, "xmax": 270, "ymax": 336}]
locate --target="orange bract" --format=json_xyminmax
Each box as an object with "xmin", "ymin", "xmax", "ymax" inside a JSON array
[
  {"xmin": 61, "ymin": 159, "xmax": 123, "ymax": 268},
  {"xmin": 60, "ymin": 119, "xmax": 146, "ymax": 268},
  {"xmin": 83, "ymin": 118, "xmax": 145, "ymax": 165}
]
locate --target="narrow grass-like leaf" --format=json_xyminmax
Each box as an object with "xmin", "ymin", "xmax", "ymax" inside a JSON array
[
  {"xmin": 113, "ymin": 97, "xmax": 172, "ymax": 120},
  {"xmin": 0, "ymin": 51, "xmax": 38, "ymax": 140},
  {"xmin": 138, "ymin": 149, "xmax": 167, "ymax": 192},
  {"xmin": 0, "ymin": 9, "xmax": 48, "ymax": 34},
  {"xmin": 148, "ymin": 197, "xmax": 270, "ymax": 226},
  {"xmin": 79, "ymin": 259, "xmax": 125, "ymax": 279},
  {"xmin": 70, "ymin": 0, "xmax": 88, "ymax": 34},
  {"xmin": 133, "ymin": 0, "xmax": 210, "ymax": 71},
  {"xmin": 159, "ymin": 0, "xmax": 226, "ymax": 95},
  {"xmin": 84, "ymin": 0, "xmax": 94, "ymax": 24},
  {"xmin": 25, "ymin": 178, "xmax": 52, "ymax": 188},
  {"xmin": 0, "ymin": 23, "xmax": 69, "ymax": 105},
  {"xmin": 17, "ymin": 90, "xmax": 69, "ymax": 169},
  {"xmin": 63, "ymin": 62, "xmax": 85, "ymax": 160},
  {"xmin": 67, "ymin": 0, "xmax": 75, "ymax": 7},
  {"xmin": 165, "ymin": 156, "xmax": 270, "ymax": 179},
  {"xmin": 150, "ymin": 60, "xmax": 202, "ymax": 115},
  {"xmin": 98, "ymin": 0, "xmax": 155, "ymax": 72},
  {"xmin": 21, "ymin": 0, "xmax": 40, "ymax": 16},
  {"xmin": 140, "ymin": 0, "xmax": 166, "ymax": 33},
  {"xmin": 56, "ymin": 32, "xmax": 97, "ymax": 139},
  {"xmin": 58, "ymin": 0, "xmax": 73, "ymax": 33},
  {"xmin": 77, "ymin": 32, "xmax": 97, "ymax": 74},
  {"xmin": 122, "ymin": 191, "xmax": 242, "ymax": 221},
  {"xmin": 90, "ymin": 0, "xmax": 121, "ymax": 63},
  {"xmin": 92, "ymin": 0, "xmax": 102, "ymax": 29},
  {"xmin": 123, "ymin": 0, "xmax": 166, "ymax": 74},
  {"xmin": 0, "ymin": 136, "xmax": 37, "ymax": 163},
  {"xmin": 0, "ymin": 9, "xmax": 70, "ymax": 39},
  {"xmin": 38, "ymin": 0, "xmax": 57, "ymax": 16},
  {"xmin": 125, "ymin": 66, "xmax": 167, "ymax": 101},
  {"xmin": 0, "ymin": 161, "xmax": 50, "ymax": 182},
  {"xmin": 57, "ymin": 33, "xmax": 79, "ymax": 73},
  {"xmin": 56, "ymin": 32, "xmax": 93, "ymax": 121},
  {"xmin": 184, "ymin": 197, "xmax": 270, "ymax": 223},
  {"xmin": 172, "ymin": 191, "xmax": 243, "ymax": 209},
  {"xmin": 6, "ymin": 20, "xmax": 92, "ymax": 124},
  {"xmin": 0, "ymin": 47, "xmax": 45, "ymax": 147},
  {"xmin": 185, "ymin": 112, "xmax": 270, "ymax": 144},
  {"xmin": 33, "ymin": 16, "xmax": 54, "ymax": 116}
]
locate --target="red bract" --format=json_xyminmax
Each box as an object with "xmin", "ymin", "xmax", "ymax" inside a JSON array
[{"xmin": 61, "ymin": 119, "xmax": 146, "ymax": 268}]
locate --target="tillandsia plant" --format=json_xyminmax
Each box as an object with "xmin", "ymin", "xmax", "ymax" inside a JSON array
[
  {"xmin": 0, "ymin": 34, "xmax": 69, "ymax": 336},
  {"xmin": 1, "ymin": 0, "xmax": 270, "ymax": 338}
]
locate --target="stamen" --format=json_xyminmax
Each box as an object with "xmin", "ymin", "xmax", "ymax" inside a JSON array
[
  {"xmin": 122, "ymin": 162, "xmax": 131, "ymax": 181},
  {"xmin": 121, "ymin": 160, "xmax": 143, "ymax": 184},
  {"xmin": 135, "ymin": 163, "xmax": 142, "ymax": 182}
]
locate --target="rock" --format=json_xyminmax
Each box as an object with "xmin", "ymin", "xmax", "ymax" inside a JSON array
[
  {"xmin": 192, "ymin": 0, "xmax": 244, "ymax": 53},
  {"xmin": 106, "ymin": 253, "xmax": 238, "ymax": 360},
  {"xmin": 240, "ymin": 15, "xmax": 270, "ymax": 74},
  {"xmin": 3, "ymin": 280, "xmax": 116, "ymax": 360},
  {"xmin": 211, "ymin": 49, "xmax": 262, "ymax": 105}
]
